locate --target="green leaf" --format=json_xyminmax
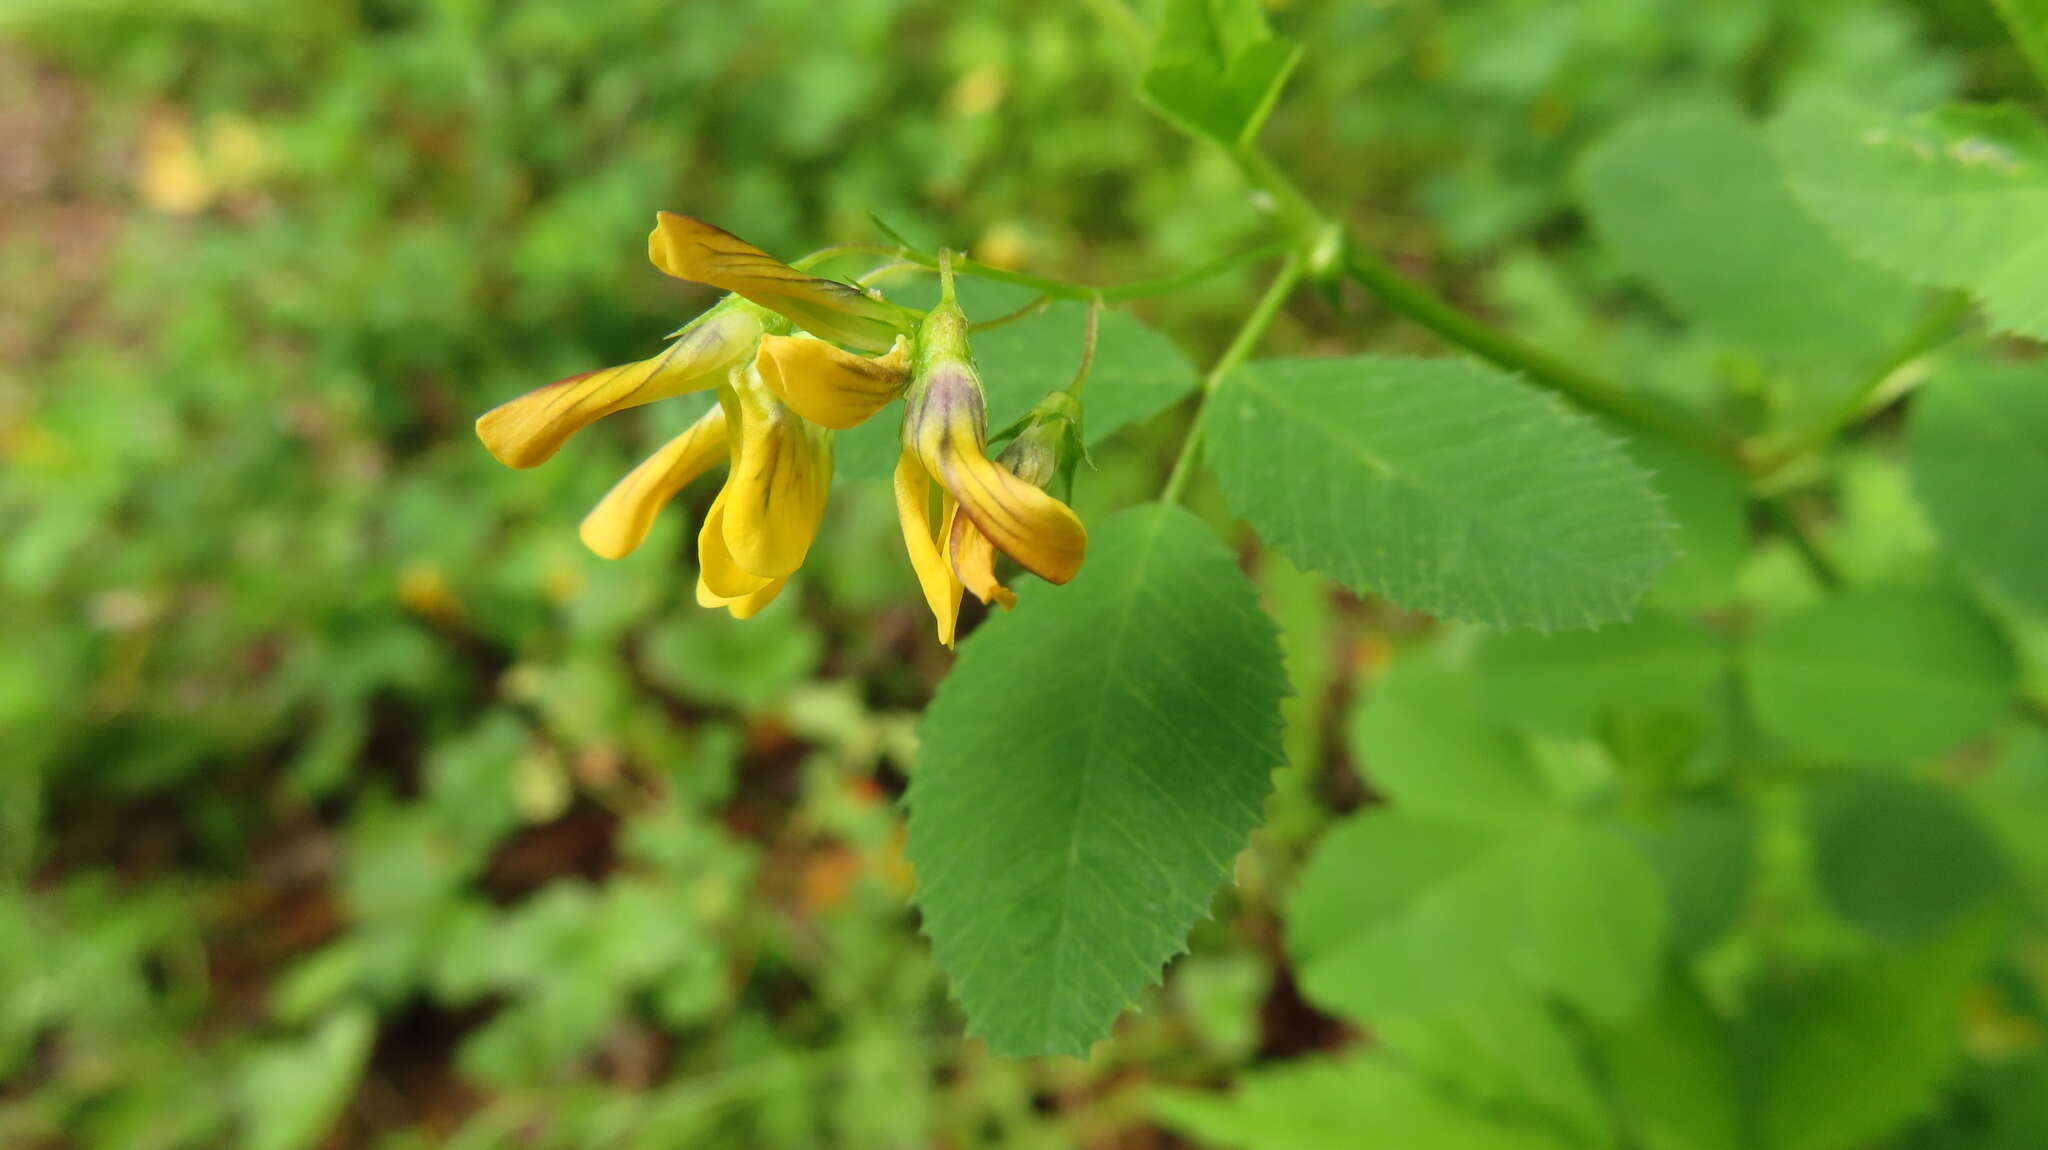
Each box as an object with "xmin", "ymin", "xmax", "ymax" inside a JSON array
[
  {"xmin": 1141, "ymin": 0, "xmax": 1302, "ymax": 148},
  {"xmin": 1151, "ymin": 1053, "xmax": 1573, "ymax": 1150},
  {"xmin": 1771, "ymin": 91, "xmax": 2048, "ymax": 341},
  {"xmin": 1805, "ymin": 773, "xmax": 2013, "ymax": 943},
  {"xmin": 1744, "ymin": 586, "xmax": 2017, "ymax": 764},
  {"xmin": 1578, "ymin": 99, "xmax": 1920, "ymax": 363},
  {"xmin": 906, "ymin": 504, "xmax": 1287, "ymax": 1057},
  {"xmin": 835, "ymin": 296, "xmax": 1199, "ymax": 477},
  {"xmin": 1991, "ymin": 0, "xmax": 2048, "ymax": 94},
  {"xmin": 1289, "ymin": 813, "xmax": 1667, "ymax": 1024},
  {"xmin": 1349, "ymin": 658, "xmax": 1548, "ymax": 826},
  {"xmin": 1910, "ymin": 360, "xmax": 2048, "ymax": 619},
  {"xmin": 1598, "ymin": 978, "xmax": 1745, "ymax": 1150},
  {"xmin": 1205, "ymin": 357, "xmax": 1673, "ymax": 630},
  {"xmin": 1517, "ymin": 820, "xmax": 1670, "ymax": 1023},
  {"xmin": 1374, "ymin": 986, "xmax": 1611, "ymax": 1143},
  {"xmin": 1473, "ymin": 609, "xmax": 1726, "ymax": 738},
  {"xmin": 1753, "ymin": 910, "xmax": 2009, "ymax": 1150},
  {"xmin": 1620, "ymin": 429, "xmax": 1748, "ymax": 608},
  {"xmin": 238, "ymin": 1005, "xmax": 377, "ymax": 1150},
  {"xmin": 1621, "ymin": 801, "xmax": 1756, "ymax": 958}
]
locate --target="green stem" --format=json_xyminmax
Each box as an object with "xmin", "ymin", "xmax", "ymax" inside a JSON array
[
  {"xmin": 1766, "ymin": 291, "xmax": 1974, "ymax": 470},
  {"xmin": 1342, "ymin": 248, "xmax": 1738, "ymax": 463},
  {"xmin": 1161, "ymin": 253, "xmax": 1306, "ymax": 504},
  {"xmin": 901, "ymin": 240, "xmax": 1289, "ymax": 303},
  {"xmin": 1066, "ymin": 294, "xmax": 1104, "ymax": 397}
]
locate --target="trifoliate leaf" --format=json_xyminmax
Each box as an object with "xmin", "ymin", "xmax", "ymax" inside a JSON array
[{"xmin": 1142, "ymin": 0, "xmax": 1302, "ymax": 147}]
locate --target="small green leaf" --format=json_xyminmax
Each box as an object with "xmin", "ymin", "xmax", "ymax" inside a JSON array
[
  {"xmin": 1142, "ymin": 0, "xmax": 1302, "ymax": 147},
  {"xmin": 1910, "ymin": 360, "xmax": 2048, "ymax": 619},
  {"xmin": 1151, "ymin": 1053, "xmax": 1574, "ymax": 1150},
  {"xmin": 907, "ymin": 504, "xmax": 1287, "ymax": 1057},
  {"xmin": 239, "ymin": 1006, "xmax": 377, "ymax": 1150},
  {"xmin": 1991, "ymin": 0, "xmax": 2048, "ymax": 93},
  {"xmin": 1753, "ymin": 910, "xmax": 2008, "ymax": 1150},
  {"xmin": 1771, "ymin": 91, "xmax": 2048, "ymax": 341},
  {"xmin": 1517, "ymin": 821, "xmax": 1670, "ymax": 1023},
  {"xmin": 1598, "ymin": 978, "xmax": 1745, "ymax": 1150},
  {"xmin": 1744, "ymin": 586, "xmax": 2017, "ymax": 764},
  {"xmin": 1620, "ymin": 801, "xmax": 1756, "ymax": 957},
  {"xmin": 1349, "ymin": 658, "xmax": 1548, "ymax": 826},
  {"xmin": 1578, "ymin": 99, "xmax": 1921, "ymax": 363},
  {"xmin": 1473, "ymin": 609, "xmax": 1727, "ymax": 738},
  {"xmin": 1204, "ymin": 357, "xmax": 1673, "ymax": 630},
  {"xmin": 1289, "ymin": 813, "xmax": 1667, "ymax": 1024},
  {"xmin": 1805, "ymin": 773, "xmax": 2013, "ymax": 943}
]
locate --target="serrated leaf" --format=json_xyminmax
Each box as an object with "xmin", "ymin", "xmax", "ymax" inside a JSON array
[
  {"xmin": 1805, "ymin": 773, "xmax": 2013, "ymax": 944},
  {"xmin": 906, "ymin": 504, "xmax": 1287, "ymax": 1057},
  {"xmin": 1771, "ymin": 91, "xmax": 2048, "ymax": 340},
  {"xmin": 1151, "ymin": 1053, "xmax": 1574, "ymax": 1150},
  {"xmin": 1349, "ymin": 658, "xmax": 1548, "ymax": 826},
  {"xmin": 1141, "ymin": 0, "xmax": 1302, "ymax": 147},
  {"xmin": 1204, "ymin": 357, "xmax": 1673, "ymax": 630},
  {"xmin": 1289, "ymin": 812, "xmax": 1667, "ymax": 1024},
  {"xmin": 1909, "ymin": 360, "xmax": 2048, "ymax": 619},
  {"xmin": 1473, "ymin": 608, "xmax": 1727, "ymax": 738},
  {"xmin": 835, "ymin": 295, "xmax": 1198, "ymax": 477},
  {"xmin": 1579, "ymin": 99, "xmax": 1921, "ymax": 363},
  {"xmin": 1744, "ymin": 586, "xmax": 2017, "ymax": 765}
]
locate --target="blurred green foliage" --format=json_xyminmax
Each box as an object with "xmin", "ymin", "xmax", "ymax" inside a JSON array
[{"xmin": 4, "ymin": 0, "xmax": 2047, "ymax": 1147}]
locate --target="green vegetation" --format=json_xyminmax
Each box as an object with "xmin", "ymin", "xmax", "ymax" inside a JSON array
[{"xmin": 6, "ymin": 0, "xmax": 2048, "ymax": 1147}]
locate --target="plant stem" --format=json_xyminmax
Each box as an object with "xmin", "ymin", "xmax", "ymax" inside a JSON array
[
  {"xmin": 1342, "ymin": 248, "xmax": 1739, "ymax": 463},
  {"xmin": 900, "ymin": 240, "xmax": 1289, "ymax": 303},
  {"xmin": 1161, "ymin": 253, "xmax": 1306, "ymax": 504},
  {"xmin": 1066, "ymin": 294, "xmax": 1104, "ymax": 397}
]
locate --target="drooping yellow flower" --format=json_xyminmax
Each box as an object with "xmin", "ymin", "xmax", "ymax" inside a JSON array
[{"xmin": 895, "ymin": 289, "xmax": 1087, "ymax": 644}]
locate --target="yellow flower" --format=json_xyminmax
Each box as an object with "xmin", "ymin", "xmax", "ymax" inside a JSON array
[
  {"xmin": 476, "ymin": 296, "xmax": 768, "ymax": 470},
  {"xmin": 478, "ymin": 214, "xmax": 916, "ymax": 619},
  {"xmin": 894, "ymin": 293, "xmax": 1087, "ymax": 645}
]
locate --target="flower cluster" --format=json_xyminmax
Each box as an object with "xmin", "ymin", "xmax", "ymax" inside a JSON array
[{"xmin": 475, "ymin": 214, "xmax": 1088, "ymax": 643}]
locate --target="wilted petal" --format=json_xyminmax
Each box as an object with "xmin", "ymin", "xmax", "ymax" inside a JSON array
[
  {"xmin": 476, "ymin": 304, "xmax": 760, "ymax": 468},
  {"xmin": 578, "ymin": 403, "xmax": 728, "ymax": 560},
  {"xmin": 719, "ymin": 367, "xmax": 833, "ymax": 579},
  {"xmin": 755, "ymin": 334, "xmax": 910, "ymax": 429},
  {"xmin": 894, "ymin": 448, "xmax": 962, "ymax": 647},
  {"xmin": 648, "ymin": 212, "xmax": 913, "ymax": 352}
]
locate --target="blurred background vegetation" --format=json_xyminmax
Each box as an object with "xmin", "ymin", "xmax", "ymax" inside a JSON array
[{"xmin": 2, "ymin": 0, "xmax": 2043, "ymax": 1147}]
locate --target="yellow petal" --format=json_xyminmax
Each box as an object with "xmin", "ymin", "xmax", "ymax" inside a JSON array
[
  {"xmin": 754, "ymin": 334, "xmax": 910, "ymax": 430},
  {"xmin": 578, "ymin": 403, "xmax": 729, "ymax": 560},
  {"xmin": 719, "ymin": 367, "xmax": 833, "ymax": 579},
  {"xmin": 697, "ymin": 489, "xmax": 777, "ymax": 600},
  {"xmin": 476, "ymin": 306, "xmax": 760, "ymax": 468},
  {"xmin": 908, "ymin": 372, "xmax": 1087, "ymax": 586},
  {"xmin": 647, "ymin": 212, "xmax": 912, "ymax": 352},
  {"xmin": 949, "ymin": 516, "xmax": 1017, "ymax": 610},
  {"xmin": 697, "ymin": 571, "xmax": 789, "ymax": 619},
  {"xmin": 894, "ymin": 448, "xmax": 963, "ymax": 647}
]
